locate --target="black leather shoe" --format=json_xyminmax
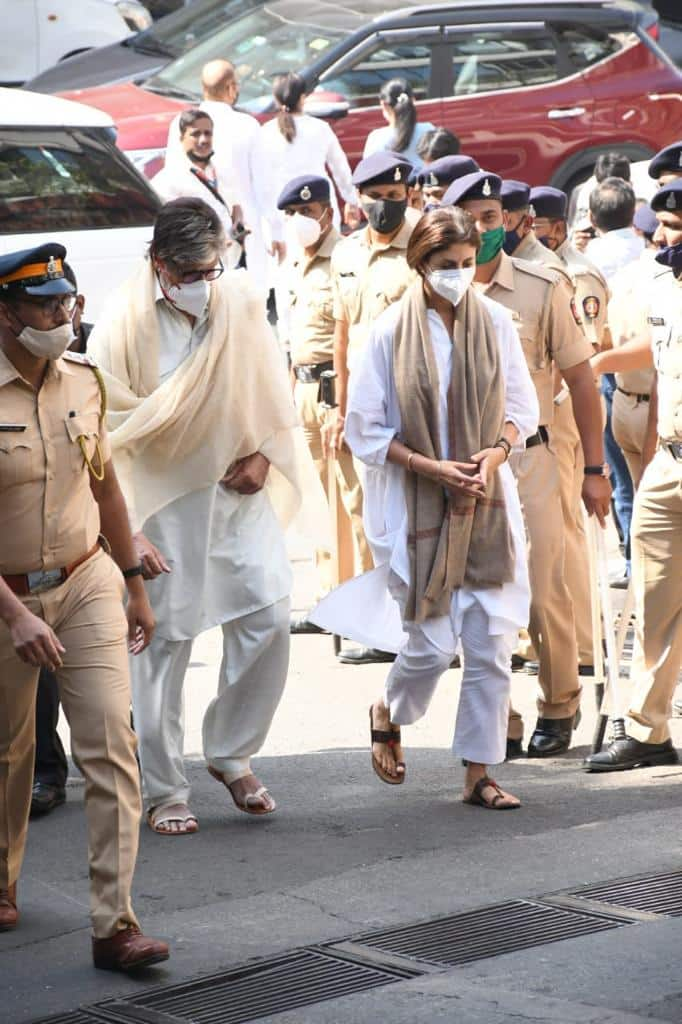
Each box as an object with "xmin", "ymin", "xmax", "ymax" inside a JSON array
[
  {"xmin": 337, "ymin": 647, "xmax": 396, "ymax": 665},
  {"xmin": 583, "ymin": 736, "xmax": 679, "ymax": 773},
  {"xmin": 289, "ymin": 615, "xmax": 328, "ymax": 635},
  {"xmin": 506, "ymin": 738, "xmax": 524, "ymax": 760},
  {"xmin": 609, "ymin": 574, "xmax": 630, "ymax": 590},
  {"xmin": 511, "ymin": 654, "xmax": 529, "ymax": 672},
  {"xmin": 527, "ymin": 717, "xmax": 575, "ymax": 757},
  {"xmin": 30, "ymin": 781, "xmax": 66, "ymax": 818}
]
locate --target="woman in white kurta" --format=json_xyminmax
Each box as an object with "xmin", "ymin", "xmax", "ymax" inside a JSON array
[{"xmin": 344, "ymin": 207, "xmax": 538, "ymax": 808}]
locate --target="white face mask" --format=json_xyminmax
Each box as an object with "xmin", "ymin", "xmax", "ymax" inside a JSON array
[
  {"xmin": 426, "ymin": 266, "xmax": 475, "ymax": 307},
  {"xmin": 17, "ymin": 322, "xmax": 75, "ymax": 360},
  {"xmin": 164, "ymin": 277, "xmax": 211, "ymax": 318},
  {"xmin": 286, "ymin": 211, "xmax": 325, "ymax": 249}
]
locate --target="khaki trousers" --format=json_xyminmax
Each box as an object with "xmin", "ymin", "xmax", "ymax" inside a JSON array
[
  {"xmin": 627, "ymin": 450, "xmax": 682, "ymax": 744},
  {"xmin": 612, "ymin": 388, "xmax": 650, "ymax": 488},
  {"xmin": 553, "ymin": 396, "xmax": 593, "ymax": 665},
  {"xmin": 294, "ymin": 379, "xmax": 372, "ymax": 595},
  {"xmin": 510, "ymin": 440, "xmax": 580, "ymax": 721},
  {"xmin": 0, "ymin": 550, "xmax": 141, "ymax": 938}
]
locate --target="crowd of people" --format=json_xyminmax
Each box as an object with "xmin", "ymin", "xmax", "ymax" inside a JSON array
[{"xmin": 0, "ymin": 59, "xmax": 681, "ymax": 973}]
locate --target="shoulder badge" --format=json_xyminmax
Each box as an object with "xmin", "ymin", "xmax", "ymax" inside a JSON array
[
  {"xmin": 63, "ymin": 351, "xmax": 107, "ymax": 422},
  {"xmin": 63, "ymin": 350, "xmax": 96, "ymax": 367},
  {"xmin": 570, "ymin": 297, "xmax": 583, "ymax": 327},
  {"xmin": 583, "ymin": 295, "xmax": 600, "ymax": 320}
]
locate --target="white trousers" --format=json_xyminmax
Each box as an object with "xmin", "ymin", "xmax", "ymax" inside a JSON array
[
  {"xmin": 385, "ymin": 602, "xmax": 513, "ymax": 765},
  {"xmin": 130, "ymin": 597, "xmax": 290, "ymax": 810}
]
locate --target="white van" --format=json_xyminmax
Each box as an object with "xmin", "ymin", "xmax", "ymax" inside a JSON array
[
  {"xmin": 0, "ymin": 88, "xmax": 160, "ymax": 319},
  {"xmin": 0, "ymin": 0, "xmax": 152, "ymax": 85}
]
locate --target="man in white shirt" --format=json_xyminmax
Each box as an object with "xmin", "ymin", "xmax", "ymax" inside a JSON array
[
  {"xmin": 585, "ymin": 177, "xmax": 644, "ymax": 283},
  {"xmin": 89, "ymin": 198, "xmax": 302, "ymax": 835}
]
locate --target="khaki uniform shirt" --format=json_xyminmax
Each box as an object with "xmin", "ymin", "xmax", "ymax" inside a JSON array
[
  {"xmin": 477, "ymin": 252, "xmax": 592, "ymax": 425},
  {"xmin": 514, "ymin": 230, "xmax": 574, "ymax": 293},
  {"xmin": 331, "ymin": 207, "xmax": 419, "ymax": 367},
  {"xmin": 288, "ymin": 228, "xmax": 340, "ymax": 367},
  {"xmin": 0, "ymin": 349, "xmax": 109, "ymax": 575},
  {"xmin": 649, "ymin": 268, "xmax": 682, "ymax": 442},
  {"xmin": 608, "ymin": 249, "xmax": 657, "ymax": 396},
  {"xmin": 557, "ymin": 239, "xmax": 610, "ymax": 349}
]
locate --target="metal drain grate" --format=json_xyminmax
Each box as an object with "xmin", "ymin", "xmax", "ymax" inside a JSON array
[
  {"xmin": 98, "ymin": 948, "xmax": 411, "ymax": 1024},
  {"xmin": 352, "ymin": 899, "xmax": 628, "ymax": 966},
  {"xmin": 570, "ymin": 870, "xmax": 682, "ymax": 916},
  {"xmin": 30, "ymin": 1013, "xmax": 111, "ymax": 1024}
]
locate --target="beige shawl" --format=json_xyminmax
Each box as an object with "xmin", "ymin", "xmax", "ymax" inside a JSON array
[
  {"xmin": 393, "ymin": 280, "xmax": 515, "ymax": 622},
  {"xmin": 88, "ymin": 259, "xmax": 305, "ymax": 532}
]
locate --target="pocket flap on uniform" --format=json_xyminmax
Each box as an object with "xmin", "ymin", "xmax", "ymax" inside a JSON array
[{"xmin": 65, "ymin": 412, "xmax": 100, "ymax": 443}]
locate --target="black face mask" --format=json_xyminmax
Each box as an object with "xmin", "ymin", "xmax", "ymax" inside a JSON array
[
  {"xmin": 189, "ymin": 149, "xmax": 214, "ymax": 166},
  {"xmin": 503, "ymin": 227, "xmax": 523, "ymax": 255},
  {"xmin": 362, "ymin": 198, "xmax": 407, "ymax": 234}
]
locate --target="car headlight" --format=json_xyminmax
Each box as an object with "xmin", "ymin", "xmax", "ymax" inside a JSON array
[
  {"xmin": 116, "ymin": 1, "xmax": 153, "ymax": 33},
  {"xmin": 127, "ymin": 147, "xmax": 166, "ymax": 179}
]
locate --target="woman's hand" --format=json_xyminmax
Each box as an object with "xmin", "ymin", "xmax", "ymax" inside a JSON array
[
  {"xmin": 434, "ymin": 459, "xmax": 485, "ymax": 498},
  {"xmin": 470, "ymin": 446, "xmax": 507, "ymax": 493}
]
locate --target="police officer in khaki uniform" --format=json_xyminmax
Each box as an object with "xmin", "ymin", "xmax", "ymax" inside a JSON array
[
  {"xmin": 585, "ymin": 180, "xmax": 682, "ymax": 771},
  {"xmin": 278, "ymin": 175, "xmax": 371, "ymax": 630},
  {"xmin": 648, "ymin": 141, "xmax": 682, "ymax": 188},
  {"xmin": 329, "ymin": 151, "xmax": 420, "ymax": 665},
  {"xmin": 0, "ymin": 244, "xmax": 169, "ymax": 971},
  {"xmin": 531, "ymin": 185, "xmax": 611, "ymax": 669},
  {"xmin": 443, "ymin": 172, "xmax": 611, "ymax": 756},
  {"xmin": 418, "ymin": 154, "xmax": 479, "ymax": 208}
]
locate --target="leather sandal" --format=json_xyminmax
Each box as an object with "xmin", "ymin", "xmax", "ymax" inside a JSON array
[
  {"xmin": 207, "ymin": 766, "xmax": 276, "ymax": 815},
  {"xmin": 146, "ymin": 802, "xmax": 199, "ymax": 835},
  {"xmin": 369, "ymin": 706, "xmax": 406, "ymax": 785},
  {"xmin": 463, "ymin": 776, "xmax": 520, "ymax": 810}
]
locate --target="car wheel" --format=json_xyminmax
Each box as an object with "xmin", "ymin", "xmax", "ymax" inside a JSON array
[{"xmin": 551, "ymin": 142, "xmax": 655, "ymax": 194}]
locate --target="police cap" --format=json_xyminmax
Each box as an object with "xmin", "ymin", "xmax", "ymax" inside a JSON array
[
  {"xmin": 442, "ymin": 171, "xmax": 502, "ymax": 208},
  {"xmin": 419, "ymin": 155, "xmax": 480, "ymax": 189},
  {"xmin": 352, "ymin": 151, "xmax": 413, "ymax": 189},
  {"xmin": 648, "ymin": 141, "xmax": 682, "ymax": 180},
  {"xmin": 501, "ymin": 180, "xmax": 531, "ymax": 212},
  {"xmin": 277, "ymin": 174, "xmax": 330, "ymax": 209},
  {"xmin": 529, "ymin": 186, "xmax": 568, "ymax": 221},
  {"xmin": 633, "ymin": 203, "xmax": 658, "ymax": 236},
  {"xmin": 0, "ymin": 243, "xmax": 74, "ymax": 297},
  {"xmin": 650, "ymin": 179, "xmax": 682, "ymax": 214}
]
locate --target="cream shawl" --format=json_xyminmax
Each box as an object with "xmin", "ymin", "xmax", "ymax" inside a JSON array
[
  {"xmin": 89, "ymin": 259, "xmax": 307, "ymax": 532},
  {"xmin": 393, "ymin": 280, "xmax": 515, "ymax": 622}
]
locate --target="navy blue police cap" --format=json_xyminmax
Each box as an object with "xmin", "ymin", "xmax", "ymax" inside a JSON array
[
  {"xmin": 407, "ymin": 166, "xmax": 420, "ymax": 188},
  {"xmin": 501, "ymin": 180, "xmax": 531, "ymax": 212},
  {"xmin": 648, "ymin": 141, "xmax": 682, "ymax": 180},
  {"xmin": 633, "ymin": 203, "xmax": 658, "ymax": 236},
  {"xmin": 419, "ymin": 155, "xmax": 480, "ymax": 189},
  {"xmin": 352, "ymin": 151, "xmax": 413, "ymax": 189},
  {"xmin": 650, "ymin": 179, "xmax": 682, "ymax": 213},
  {"xmin": 442, "ymin": 170, "xmax": 502, "ymax": 208},
  {"xmin": 277, "ymin": 174, "xmax": 330, "ymax": 210},
  {"xmin": 529, "ymin": 186, "xmax": 567, "ymax": 220},
  {"xmin": 0, "ymin": 243, "xmax": 74, "ymax": 297}
]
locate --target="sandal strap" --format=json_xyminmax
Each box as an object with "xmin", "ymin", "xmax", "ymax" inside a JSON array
[
  {"xmin": 472, "ymin": 776, "xmax": 501, "ymax": 802},
  {"xmin": 371, "ymin": 728, "xmax": 396, "ymax": 745}
]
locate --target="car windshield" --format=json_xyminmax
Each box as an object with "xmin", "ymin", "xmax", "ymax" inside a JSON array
[
  {"xmin": 142, "ymin": 1, "xmax": 370, "ymax": 112},
  {"xmin": 126, "ymin": 0, "xmax": 265, "ymax": 58}
]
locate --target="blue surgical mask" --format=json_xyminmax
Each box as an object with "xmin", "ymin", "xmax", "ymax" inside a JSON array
[
  {"xmin": 503, "ymin": 228, "xmax": 522, "ymax": 255},
  {"xmin": 655, "ymin": 240, "xmax": 682, "ymax": 271}
]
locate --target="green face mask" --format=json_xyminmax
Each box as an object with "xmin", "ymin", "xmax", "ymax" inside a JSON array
[{"xmin": 476, "ymin": 225, "xmax": 505, "ymax": 265}]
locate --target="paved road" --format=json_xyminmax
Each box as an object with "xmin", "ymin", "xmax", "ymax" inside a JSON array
[{"xmin": 6, "ymin": 527, "xmax": 682, "ymax": 1023}]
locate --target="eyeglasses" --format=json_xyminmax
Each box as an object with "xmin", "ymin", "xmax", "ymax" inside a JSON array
[
  {"xmin": 21, "ymin": 293, "xmax": 77, "ymax": 316},
  {"xmin": 174, "ymin": 260, "xmax": 224, "ymax": 284}
]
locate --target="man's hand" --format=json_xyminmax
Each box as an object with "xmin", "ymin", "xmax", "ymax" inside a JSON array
[
  {"xmin": 222, "ymin": 452, "xmax": 270, "ymax": 494},
  {"xmin": 572, "ymin": 228, "xmax": 593, "ymax": 253},
  {"xmin": 582, "ymin": 475, "xmax": 612, "ymax": 527},
  {"xmin": 9, "ymin": 606, "xmax": 65, "ymax": 671},
  {"xmin": 321, "ymin": 410, "xmax": 346, "ymax": 459},
  {"xmin": 270, "ymin": 240, "xmax": 287, "ymax": 264},
  {"xmin": 134, "ymin": 532, "xmax": 171, "ymax": 580},
  {"xmin": 126, "ymin": 589, "xmax": 155, "ymax": 655},
  {"xmin": 344, "ymin": 203, "xmax": 362, "ymax": 230}
]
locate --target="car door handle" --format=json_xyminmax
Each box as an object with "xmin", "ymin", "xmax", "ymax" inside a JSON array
[{"xmin": 548, "ymin": 106, "xmax": 586, "ymax": 119}]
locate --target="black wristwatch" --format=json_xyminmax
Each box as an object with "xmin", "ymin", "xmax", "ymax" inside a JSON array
[
  {"xmin": 122, "ymin": 563, "xmax": 145, "ymax": 579},
  {"xmin": 584, "ymin": 463, "xmax": 610, "ymax": 478}
]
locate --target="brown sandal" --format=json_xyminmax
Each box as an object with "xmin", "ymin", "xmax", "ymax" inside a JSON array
[
  {"xmin": 207, "ymin": 766, "xmax": 276, "ymax": 815},
  {"xmin": 369, "ymin": 706, "xmax": 406, "ymax": 785},
  {"xmin": 463, "ymin": 776, "xmax": 520, "ymax": 810}
]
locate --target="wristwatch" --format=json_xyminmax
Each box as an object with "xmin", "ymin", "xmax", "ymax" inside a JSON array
[{"xmin": 584, "ymin": 463, "xmax": 610, "ymax": 478}]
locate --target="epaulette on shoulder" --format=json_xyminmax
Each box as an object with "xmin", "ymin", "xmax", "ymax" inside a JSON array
[
  {"xmin": 63, "ymin": 350, "xmax": 97, "ymax": 367},
  {"xmin": 510, "ymin": 256, "xmax": 559, "ymax": 286}
]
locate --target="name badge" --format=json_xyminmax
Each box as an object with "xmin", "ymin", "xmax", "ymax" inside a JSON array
[{"xmin": 0, "ymin": 424, "xmax": 27, "ymax": 432}]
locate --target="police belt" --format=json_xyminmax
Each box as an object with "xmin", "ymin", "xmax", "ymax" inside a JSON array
[
  {"xmin": 616, "ymin": 386, "xmax": 650, "ymax": 403},
  {"xmin": 2, "ymin": 541, "xmax": 100, "ymax": 597},
  {"xmin": 525, "ymin": 425, "xmax": 549, "ymax": 449},
  {"xmin": 664, "ymin": 441, "xmax": 682, "ymax": 462},
  {"xmin": 293, "ymin": 361, "xmax": 334, "ymax": 384}
]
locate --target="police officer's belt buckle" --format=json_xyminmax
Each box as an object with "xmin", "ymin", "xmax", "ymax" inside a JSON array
[
  {"xmin": 666, "ymin": 441, "xmax": 682, "ymax": 462},
  {"xmin": 293, "ymin": 361, "xmax": 334, "ymax": 384},
  {"xmin": 26, "ymin": 568, "xmax": 65, "ymax": 594}
]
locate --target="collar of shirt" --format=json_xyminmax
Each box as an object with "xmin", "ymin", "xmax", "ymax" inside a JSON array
[
  {"xmin": 295, "ymin": 226, "xmax": 341, "ymax": 274},
  {"xmin": 359, "ymin": 214, "xmax": 413, "ymax": 254},
  {"xmin": 0, "ymin": 345, "xmax": 74, "ymax": 389},
  {"xmin": 483, "ymin": 250, "xmax": 516, "ymax": 293}
]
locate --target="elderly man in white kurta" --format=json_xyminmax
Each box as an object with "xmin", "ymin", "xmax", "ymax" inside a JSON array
[{"xmin": 89, "ymin": 198, "xmax": 304, "ymax": 834}]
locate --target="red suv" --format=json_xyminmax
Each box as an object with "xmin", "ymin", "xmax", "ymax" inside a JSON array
[{"xmin": 62, "ymin": 0, "xmax": 682, "ymax": 190}]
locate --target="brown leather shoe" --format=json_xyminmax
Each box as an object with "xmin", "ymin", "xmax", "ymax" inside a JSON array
[
  {"xmin": 0, "ymin": 883, "xmax": 18, "ymax": 931},
  {"xmin": 92, "ymin": 925, "xmax": 169, "ymax": 971}
]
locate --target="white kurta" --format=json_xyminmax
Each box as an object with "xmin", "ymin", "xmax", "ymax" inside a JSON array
[
  {"xmin": 311, "ymin": 295, "xmax": 539, "ymax": 651},
  {"xmin": 141, "ymin": 283, "xmax": 291, "ymax": 642}
]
